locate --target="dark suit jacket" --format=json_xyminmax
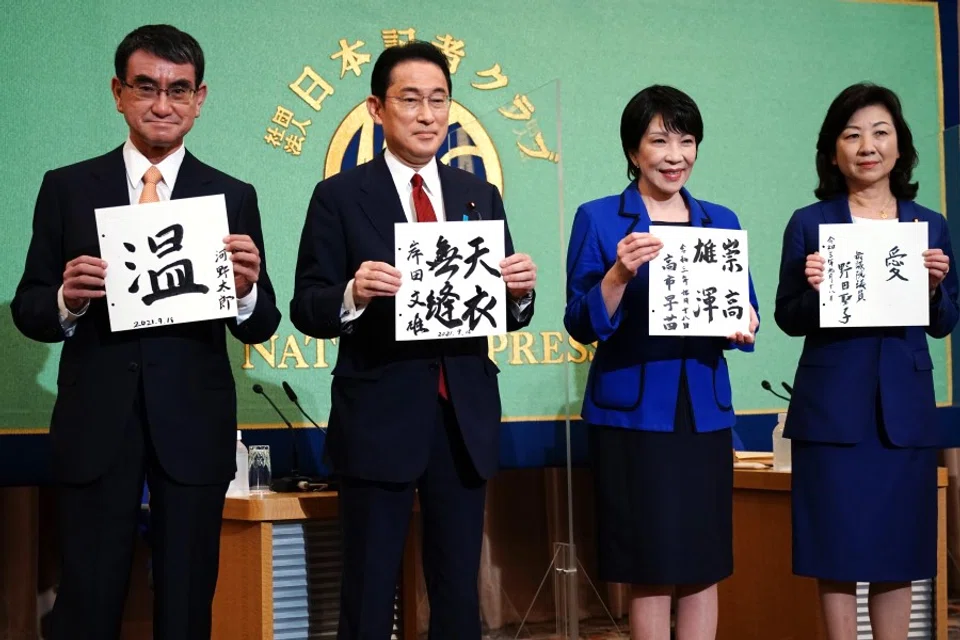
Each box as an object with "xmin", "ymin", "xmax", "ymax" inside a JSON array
[
  {"xmin": 774, "ymin": 197, "xmax": 959, "ymax": 446},
  {"xmin": 290, "ymin": 154, "xmax": 533, "ymax": 483},
  {"xmin": 11, "ymin": 146, "xmax": 281, "ymax": 484}
]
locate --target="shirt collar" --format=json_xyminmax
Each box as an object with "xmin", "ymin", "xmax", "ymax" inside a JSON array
[
  {"xmin": 123, "ymin": 138, "xmax": 187, "ymax": 193},
  {"xmin": 384, "ymin": 148, "xmax": 442, "ymax": 198}
]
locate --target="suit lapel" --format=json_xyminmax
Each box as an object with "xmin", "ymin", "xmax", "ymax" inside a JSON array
[
  {"xmin": 88, "ymin": 146, "xmax": 132, "ymax": 210},
  {"xmin": 821, "ymin": 197, "xmax": 852, "ymax": 224},
  {"xmin": 437, "ymin": 161, "xmax": 476, "ymax": 221},
  {"xmin": 170, "ymin": 151, "xmax": 215, "ymax": 200},
  {"xmin": 358, "ymin": 154, "xmax": 406, "ymax": 245},
  {"xmin": 618, "ymin": 183, "xmax": 649, "ymax": 235}
]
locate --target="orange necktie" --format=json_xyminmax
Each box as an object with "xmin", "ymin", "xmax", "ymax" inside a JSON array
[
  {"xmin": 139, "ymin": 166, "xmax": 162, "ymax": 204},
  {"xmin": 411, "ymin": 173, "xmax": 448, "ymax": 400}
]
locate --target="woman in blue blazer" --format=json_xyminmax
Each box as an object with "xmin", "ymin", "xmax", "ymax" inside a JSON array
[
  {"xmin": 565, "ymin": 86, "xmax": 758, "ymax": 640},
  {"xmin": 775, "ymin": 83, "xmax": 959, "ymax": 640}
]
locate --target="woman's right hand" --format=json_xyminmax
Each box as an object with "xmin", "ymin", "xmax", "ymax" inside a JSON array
[
  {"xmin": 805, "ymin": 252, "xmax": 825, "ymax": 291},
  {"xmin": 611, "ymin": 232, "xmax": 664, "ymax": 284}
]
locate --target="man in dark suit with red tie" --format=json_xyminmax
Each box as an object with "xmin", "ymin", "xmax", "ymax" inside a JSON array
[
  {"xmin": 11, "ymin": 24, "xmax": 280, "ymax": 640},
  {"xmin": 290, "ymin": 41, "xmax": 537, "ymax": 639}
]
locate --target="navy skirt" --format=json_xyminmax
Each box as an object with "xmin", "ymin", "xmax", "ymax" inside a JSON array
[
  {"xmin": 589, "ymin": 367, "xmax": 733, "ymax": 586},
  {"xmin": 792, "ymin": 400, "xmax": 937, "ymax": 582}
]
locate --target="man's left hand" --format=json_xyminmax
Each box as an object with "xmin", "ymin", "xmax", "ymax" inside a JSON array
[
  {"xmin": 224, "ymin": 234, "xmax": 260, "ymax": 298},
  {"xmin": 500, "ymin": 253, "xmax": 537, "ymax": 300}
]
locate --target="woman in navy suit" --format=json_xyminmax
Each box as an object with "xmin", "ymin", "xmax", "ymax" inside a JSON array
[
  {"xmin": 565, "ymin": 86, "xmax": 759, "ymax": 640},
  {"xmin": 775, "ymin": 83, "xmax": 959, "ymax": 640}
]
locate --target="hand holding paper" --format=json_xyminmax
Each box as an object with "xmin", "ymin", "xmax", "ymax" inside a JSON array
[
  {"xmin": 924, "ymin": 248, "xmax": 950, "ymax": 292},
  {"xmin": 727, "ymin": 304, "xmax": 759, "ymax": 345},
  {"xmin": 62, "ymin": 256, "xmax": 108, "ymax": 312},
  {"xmin": 352, "ymin": 261, "xmax": 402, "ymax": 307},
  {"xmin": 224, "ymin": 234, "xmax": 261, "ymax": 298},
  {"xmin": 613, "ymin": 232, "xmax": 663, "ymax": 283},
  {"xmin": 500, "ymin": 252, "xmax": 537, "ymax": 300},
  {"xmin": 805, "ymin": 252, "xmax": 825, "ymax": 292}
]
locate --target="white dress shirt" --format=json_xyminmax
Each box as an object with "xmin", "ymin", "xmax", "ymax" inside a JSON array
[{"xmin": 58, "ymin": 138, "xmax": 257, "ymax": 335}]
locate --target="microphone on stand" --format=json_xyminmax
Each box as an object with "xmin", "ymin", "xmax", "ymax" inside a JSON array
[
  {"xmin": 781, "ymin": 382, "xmax": 794, "ymax": 397},
  {"xmin": 760, "ymin": 380, "xmax": 791, "ymax": 402},
  {"xmin": 252, "ymin": 384, "xmax": 320, "ymax": 492},
  {"xmin": 283, "ymin": 381, "xmax": 336, "ymax": 489}
]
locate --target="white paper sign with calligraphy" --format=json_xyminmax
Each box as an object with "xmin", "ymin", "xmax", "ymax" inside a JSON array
[
  {"xmin": 648, "ymin": 226, "xmax": 750, "ymax": 337},
  {"xmin": 395, "ymin": 220, "xmax": 507, "ymax": 341},
  {"xmin": 818, "ymin": 222, "xmax": 928, "ymax": 328},
  {"xmin": 96, "ymin": 194, "xmax": 237, "ymax": 332}
]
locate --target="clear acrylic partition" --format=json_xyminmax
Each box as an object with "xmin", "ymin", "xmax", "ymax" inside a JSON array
[{"xmin": 437, "ymin": 80, "xmax": 626, "ymax": 639}]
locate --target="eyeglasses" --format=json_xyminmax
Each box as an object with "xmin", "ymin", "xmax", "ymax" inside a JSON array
[
  {"xmin": 385, "ymin": 94, "xmax": 451, "ymax": 113},
  {"xmin": 120, "ymin": 80, "xmax": 197, "ymax": 104}
]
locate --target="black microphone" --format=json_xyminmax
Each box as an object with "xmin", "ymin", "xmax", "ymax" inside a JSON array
[
  {"xmin": 283, "ymin": 381, "xmax": 335, "ymax": 488},
  {"xmin": 761, "ymin": 380, "xmax": 791, "ymax": 402},
  {"xmin": 282, "ymin": 381, "xmax": 323, "ymax": 431},
  {"xmin": 781, "ymin": 382, "xmax": 794, "ymax": 397},
  {"xmin": 252, "ymin": 384, "xmax": 316, "ymax": 492}
]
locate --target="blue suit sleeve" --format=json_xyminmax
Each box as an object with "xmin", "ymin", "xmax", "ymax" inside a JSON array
[
  {"xmin": 564, "ymin": 206, "xmax": 621, "ymax": 344},
  {"xmin": 928, "ymin": 214, "xmax": 959, "ymax": 338},
  {"xmin": 775, "ymin": 210, "xmax": 820, "ymax": 337}
]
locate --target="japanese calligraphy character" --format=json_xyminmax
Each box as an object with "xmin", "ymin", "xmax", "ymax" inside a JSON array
[
  {"xmin": 147, "ymin": 224, "xmax": 184, "ymax": 260},
  {"xmin": 410, "ymin": 269, "xmax": 424, "ymax": 282},
  {"xmin": 289, "ymin": 66, "xmax": 335, "ymax": 111},
  {"xmin": 723, "ymin": 290, "xmax": 744, "ymax": 320},
  {"xmin": 664, "ymin": 295, "xmax": 677, "ymax": 312},
  {"xmin": 463, "ymin": 237, "xmax": 500, "ymax": 278},
  {"xmin": 662, "ymin": 314, "xmax": 678, "ymax": 331},
  {"xmin": 664, "ymin": 274, "xmax": 676, "ymax": 291},
  {"xmin": 472, "ymin": 63, "xmax": 508, "ymax": 90},
  {"xmin": 406, "ymin": 313, "xmax": 429, "ymax": 335},
  {"xmin": 693, "ymin": 239, "xmax": 717, "ymax": 264},
  {"xmin": 426, "ymin": 235, "xmax": 463, "ymax": 280},
  {"xmin": 433, "ymin": 34, "xmax": 465, "ymax": 73},
  {"xmin": 461, "ymin": 284, "xmax": 498, "ymax": 331},
  {"xmin": 663, "ymin": 254, "xmax": 677, "ymax": 271},
  {"xmin": 426, "ymin": 280, "xmax": 462, "ymax": 329},
  {"xmin": 885, "ymin": 246, "xmax": 909, "ymax": 281},
  {"xmin": 693, "ymin": 286, "xmax": 718, "ymax": 323},
  {"xmin": 382, "ymin": 28, "xmax": 416, "ymax": 48},
  {"xmin": 722, "ymin": 238, "xmax": 742, "ymax": 272},
  {"xmin": 141, "ymin": 259, "xmax": 209, "ymax": 306},
  {"xmin": 408, "ymin": 290, "xmax": 427, "ymax": 308},
  {"xmin": 219, "ymin": 294, "xmax": 235, "ymax": 310},
  {"xmin": 330, "ymin": 39, "xmax": 371, "ymax": 78},
  {"xmin": 407, "ymin": 240, "xmax": 424, "ymax": 265}
]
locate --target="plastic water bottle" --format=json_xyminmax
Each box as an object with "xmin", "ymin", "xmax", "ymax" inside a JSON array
[
  {"xmin": 227, "ymin": 430, "xmax": 249, "ymax": 496},
  {"xmin": 772, "ymin": 412, "xmax": 791, "ymax": 472}
]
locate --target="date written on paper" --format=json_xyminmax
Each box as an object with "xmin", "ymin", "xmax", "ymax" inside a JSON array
[{"xmin": 132, "ymin": 317, "xmax": 176, "ymax": 329}]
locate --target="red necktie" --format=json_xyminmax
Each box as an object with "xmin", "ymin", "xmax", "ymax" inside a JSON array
[{"xmin": 411, "ymin": 173, "xmax": 448, "ymax": 400}]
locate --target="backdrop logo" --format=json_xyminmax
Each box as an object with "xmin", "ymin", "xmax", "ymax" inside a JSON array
[{"xmin": 260, "ymin": 27, "xmax": 559, "ymax": 194}]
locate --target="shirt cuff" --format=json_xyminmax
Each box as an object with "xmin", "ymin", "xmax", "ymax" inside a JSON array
[
  {"xmin": 236, "ymin": 284, "xmax": 258, "ymax": 325},
  {"xmin": 58, "ymin": 285, "xmax": 88, "ymax": 337},
  {"xmin": 509, "ymin": 291, "xmax": 533, "ymax": 321},
  {"xmin": 341, "ymin": 278, "xmax": 367, "ymax": 324}
]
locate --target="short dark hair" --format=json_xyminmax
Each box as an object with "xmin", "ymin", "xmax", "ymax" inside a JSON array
[
  {"xmin": 814, "ymin": 82, "xmax": 918, "ymax": 201},
  {"xmin": 620, "ymin": 85, "xmax": 704, "ymax": 182},
  {"xmin": 369, "ymin": 41, "xmax": 452, "ymax": 101},
  {"xmin": 115, "ymin": 25, "xmax": 205, "ymax": 87}
]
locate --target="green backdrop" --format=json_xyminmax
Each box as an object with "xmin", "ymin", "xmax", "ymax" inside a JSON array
[{"xmin": 0, "ymin": 0, "xmax": 947, "ymax": 432}]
